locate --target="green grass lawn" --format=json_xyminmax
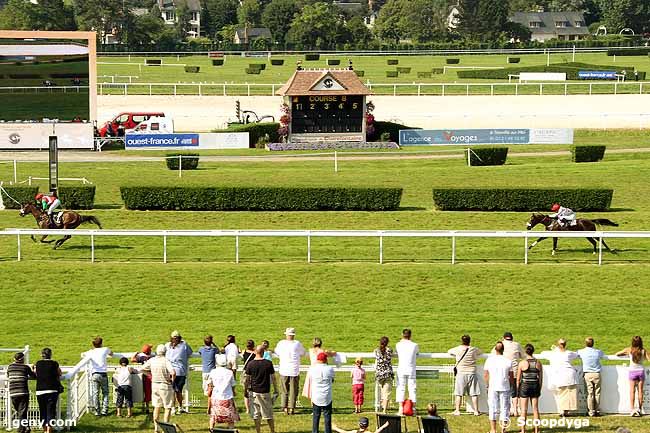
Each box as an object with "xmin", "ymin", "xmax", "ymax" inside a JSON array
[{"xmin": 2, "ymin": 139, "xmax": 650, "ymax": 432}]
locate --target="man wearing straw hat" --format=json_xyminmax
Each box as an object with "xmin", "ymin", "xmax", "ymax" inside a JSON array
[{"xmin": 274, "ymin": 327, "xmax": 306, "ymax": 415}]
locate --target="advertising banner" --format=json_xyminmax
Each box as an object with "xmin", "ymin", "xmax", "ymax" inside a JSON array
[
  {"xmin": 125, "ymin": 132, "xmax": 249, "ymax": 149},
  {"xmin": 0, "ymin": 123, "xmax": 93, "ymax": 150},
  {"xmin": 578, "ymin": 70, "xmax": 617, "ymax": 80},
  {"xmin": 399, "ymin": 128, "xmax": 573, "ymax": 146}
]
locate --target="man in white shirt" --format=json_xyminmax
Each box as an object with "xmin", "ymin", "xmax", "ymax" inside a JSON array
[
  {"xmin": 310, "ymin": 352, "xmax": 335, "ymax": 433},
  {"xmin": 492, "ymin": 332, "xmax": 524, "ymax": 416},
  {"xmin": 395, "ymin": 328, "xmax": 419, "ymax": 414},
  {"xmin": 483, "ymin": 342, "xmax": 513, "ymax": 433},
  {"xmin": 84, "ymin": 336, "xmax": 113, "ymax": 416},
  {"xmin": 274, "ymin": 327, "xmax": 306, "ymax": 415}
]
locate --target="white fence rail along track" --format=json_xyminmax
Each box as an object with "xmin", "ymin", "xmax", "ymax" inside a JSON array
[{"xmin": 3, "ymin": 229, "xmax": 650, "ymax": 266}]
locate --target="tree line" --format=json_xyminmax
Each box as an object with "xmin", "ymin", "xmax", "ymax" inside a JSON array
[{"xmin": 0, "ymin": 0, "xmax": 648, "ymax": 51}]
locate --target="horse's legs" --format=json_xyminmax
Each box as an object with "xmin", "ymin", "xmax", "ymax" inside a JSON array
[
  {"xmin": 529, "ymin": 236, "xmax": 547, "ymax": 250},
  {"xmin": 53, "ymin": 235, "xmax": 71, "ymax": 250},
  {"xmin": 552, "ymin": 237, "xmax": 558, "ymax": 255},
  {"xmin": 40, "ymin": 235, "xmax": 54, "ymax": 244},
  {"xmin": 587, "ymin": 237, "xmax": 598, "ymax": 254},
  {"xmin": 602, "ymin": 239, "xmax": 615, "ymax": 253}
]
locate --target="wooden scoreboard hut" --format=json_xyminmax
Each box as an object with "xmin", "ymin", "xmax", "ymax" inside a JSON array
[{"xmin": 276, "ymin": 68, "xmax": 372, "ymax": 144}]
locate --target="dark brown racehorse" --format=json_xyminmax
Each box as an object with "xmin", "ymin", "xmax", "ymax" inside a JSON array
[
  {"xmin": 19, "ymin": 202, "xmax": 102, "ymax": 249},
  {"xmin": 526, "ymin": 213, "xmax": 618, "ymax": 255}
]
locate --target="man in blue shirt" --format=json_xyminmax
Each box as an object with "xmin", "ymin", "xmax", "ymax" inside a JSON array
[
  {"xmin": 165, "ymin": 330, "xmax": 193, "ymax": 415},
  {"xmin": 577, "ymin": 337, "xmax": 605, "ymax": 416},
  {"xmin": 198, "ymin": 335, "xmax": 219, "ymax": 397}
]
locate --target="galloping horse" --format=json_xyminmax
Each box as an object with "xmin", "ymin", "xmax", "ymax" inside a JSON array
[
  {"xmin": 526, "ymin": 213, "xmax": 618, "ymax": 255},
  {"xmin": 19, "ymin": 202, "xmax": 102, "ymax": 249}
]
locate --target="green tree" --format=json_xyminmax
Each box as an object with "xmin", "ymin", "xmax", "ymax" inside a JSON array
[
  {"xmin": 345, "ymin": 15, "xmax": 373, "ymax": 47},
  {"xmin": 202, "ymin": 0, "xmax": 238, "ymax": 40},
  {"xmin": 73, "ymin": 0, "xmax": 127, "ymax": 43},
  {"xmin": 238, "ymin": 0, "xmax": 262, "ymax": 26},
  {"xmin": 287, "ymin": 2, "xmax": 347, "ymax": 49},
  {"xmin": 0, "ymin": 0, "xmax": 74, "ymax": 30},
  {"xmin": 546, "ymin": 0, "xmax": 585, "ymax": 10},
  {"xmin": 458, "ymin": 0, "xmax": 509, "ymax": 41},
  {"xmin": 402, "ymin": 0, "xmax": 450, "ymax": 43},
  {"xmin": 602, "ymin": 0, "xmax": 650, "ymax": 34},
  {"xmin": 175, "ymin": 1, "xmax": 193, "ymax": 39},
  {"xmin": 373, "ymin": 0, "xmax": 408, "ymax": 42},
  {"xmin": 261, "ymin": 0, "xmax": 299, "ymax": 45}
]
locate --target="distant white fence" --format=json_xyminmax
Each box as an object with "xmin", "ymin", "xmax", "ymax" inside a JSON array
[
  {"xmin": 93, "ymin": 81, "xmax": 650, "ymax": 97},
  {"xmin": 2, "ymin": 229, "xmax": 649, "ymax": 265}
]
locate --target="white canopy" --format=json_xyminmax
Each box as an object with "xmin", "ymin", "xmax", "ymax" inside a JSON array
[{"xmin": 0, "ymin": 44, "xmax": 88, "ymax": 56}]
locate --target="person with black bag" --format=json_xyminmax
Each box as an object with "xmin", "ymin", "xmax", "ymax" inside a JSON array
[
  {"xmin": 448, "ymin": 335, "xmax": 482, "ymax": 416},
  {"xmin": 34, "ymin": 348, "xmax": 63, "ymax": 433}
]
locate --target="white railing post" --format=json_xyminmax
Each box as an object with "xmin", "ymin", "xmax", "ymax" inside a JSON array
[
  {"xmin": 123, "ymin": 83, "xmax": 127, "ymax": 96},
  {"xmin": 149, "ymin": 83, "xmax": 152, "ymax": 96},
  {"xmin": 524, "ymin": 234, "xmax": 528, "ymax": 264},
  {"xmin": 539, "ymin": 83, "xmax": 543, "ymax": 96},
  {"xmin": 223, "ymin": 84, "xmax": 226, "ymax": 96},
  {"xmin": 307, "ymin": 231, "xmax": 311, "ymax": 263},
  {"xmin": 614, "ymin": 82, "xmax": 617, "ymax": 95},
  {"xmin": 99, "ymin": 83, "xmax": 103, "ymax": 95},
  {"xmin": 451, "ymin": 235, "xmax": 456, "ymax": 265},
  {"xmin": 174, "ymin": 84, "xmax": 177, "ymax": 96},
  {"xmin": 379, "ymin": 233, "xmax": 383, "ymax": 264},
  {"xmin": 589, "ymin": 83, "xmax": 592, "ymax": 95},
  {"xmin": 393, "ymin": 85, "xmax": 396, "ymax": 96},
  {"xmin": 598, "ymin": 235, "xmax": 603, "ymax": 266},
  {"xmin": 334, "ymin": 151, "xmax": 338, "ymax": 173},
  {"xmin": 417, "ymin": 84, "xmax": 421, "ymax": 96},
  {"xmin": 491, "ymin": 84, "xmax": 494, "ymax": 96},
  {"xmin": 163, "ymin": 232, "xmax": 167, "ymax": 264},
  {"xmin": 91, "ymin": 233, "xmax": 95, "ymax": 263},
  {"xmin": 13, "ymin": 159, "xmax": 17, "ymax": 184},
  {"xmin": 235, "ymin": 233, "xmax": 240, "ymax": 263},
  {"xmin": 17, "ymin": 232, "xmax": 21, "ymax": 261},
  {"xmin": 199, "ymin": 83, "xmax": 202, "ymax": 97},
  {"xmin": 178, "ymin": 155, "xmax": 182, "ymax": 178},
  {"xmin": 272, "ymin": 84, "xmax": 275, "ymax": 95}
]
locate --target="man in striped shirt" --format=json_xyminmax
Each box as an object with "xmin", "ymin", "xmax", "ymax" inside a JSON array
[
  {"xmin": 142, "ymin": 344, "xmax": 176, "ymax": 432},
  {"xmin": 7, "ymin": 352, "xmax": 36, "ymax": 433}
]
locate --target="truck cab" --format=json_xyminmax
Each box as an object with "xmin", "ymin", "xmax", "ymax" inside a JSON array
[{"xmin": 97, "ymin": 112, "xmax": 165, "ymax": 137}]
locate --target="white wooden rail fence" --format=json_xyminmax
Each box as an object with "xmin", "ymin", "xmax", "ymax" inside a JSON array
[{"xmin": 3, "ymin": 229, "xmax": 650, "ymax": 265}]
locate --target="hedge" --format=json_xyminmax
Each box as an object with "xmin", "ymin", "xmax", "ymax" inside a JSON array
[
  {"xmin": 184, "ymin": 66, "xmax": 200, "ymax": 73},
  {"xmin": 327, "ymin": 59, "xmax": 340, "ymax": 65},
  {"xmin": 466, "ymin": 147, "xmax": 508, "ymax": 166},
  {"xmin": 166, "ymin": 153, "xmax": 200, "ymax": 170},
  {"xmin": 371, "ymin": 121, "xmax": 419, "ymax": 142},
  {"xmin": 58, "ymin": 185, "xmax": 96, "ymax": 209},
  {"xmin": 0, "ymin": 186, "xmax": 38, "ymax": 209},
  {"xmin": 245, "ymin": 68, "xmax": 261, "ymax": 74},
  {"xmin": 248, "ymin": 63, "xmax": 266, "ymax": 70},
  {"xmin": 571, "ymin": 145, "xmax": 606, "ymax": 163},
  {"xmin": 446, "ymin": 58, "xmax": 460, "ymax": 64},
  {"xmin": 508, "ymin": 57, "xmax": 520, "ymax": 63},
  {"xmin": 417, "ymin": 72, "xmax": 432, "ymax": 78},
  {"xmin": 120, "ymin": 186, "xmax": 403, "ymax": 211},
  {"xmin": 432, "ymin": 68, "xmax": 444, "ymax": 74},
  {"xmin": 145, "ymin": 59, "xmax": 162, "ymax": 66},
  {"xmin": 432, "ymin": 188, "xmax": 613, "ymax": 211},
  {"xmin": 607, "ymin": 48, "xmax": 650, "ymax": 56},
  {"xmin": 457, "ymin": 62, "xmax": 634, "ymax": 80},
  {"xmin": 387, "ymin": 59, "xmax": 398, "ymax": 65},
  {"xmin": 226, "ymin": 122, "xmax": 279, "ymax": 147},
  {"xmin": 212, "ymin": 59, "xmax": 224, "ymax": 66},
  {"xmin": 386, "ymin": 70, "xmax": 398, "ymax": 78},
  {"xmin": 354, "ymin": 70, "xmax": 364, "ymax": 77},
  {"xmin": 305, "ymin": 54, "xmax": 320, "ymax": 61},
  {"xmin": 270, "ymin": 59, "xmax": 284, "ymax": 66},
  {"xmin": 396, "ymin": 67, "xmax": 411, "ymax": 74}
]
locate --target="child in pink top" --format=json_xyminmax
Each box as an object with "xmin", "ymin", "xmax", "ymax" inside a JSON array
[{"xmin": 351, "ymin": 357, "xmax": 366, "ymax": 413}]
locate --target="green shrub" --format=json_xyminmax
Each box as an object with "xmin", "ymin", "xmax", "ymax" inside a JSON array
[
  {"xmin": 270, "ymin": 59, "xmax": 284, "ymax": 66},
  {"xmin": 457, "ymin": 62, "xmax": 633, "ymax": 80},
  {"xmin": 145, "ymin": 59, "xmax": 162, "ymax": 66},
  {"xmin": 607, "ymin": 48, "xmax": 650, "ymax": 56},
  {"xmin": 387, "ymin": 59, "xmax": 399, "ymax": 65},
  {"xmin": 417, "ymin": 71, "xmax": 433, "ymax": 78},
  {"xmin": 571, "ymin": 145, "xmax": 606, "ymax": 163},
  {"xmin": 354, "ymin": 70, "xmax": 365, "ymax": 77},
  {"xmin": 466, "ymin": 147, "xmax": 508, "ymax": 166},
  {"xmin": 432, "ymin": 188, "xmax": 613, "ymax": 211},
  {"xmin": 396, "ymin": 67, "xmax": 411, "ymax": 74},
  {"xmin": 248, "ymin": 63, "xmax": 266, "ymax": 70},
  {"xmin": 632, "ymin": 70, "xmax": 646, "ymax": 80},
  {"xmin": 184, "ymin": 66, "xmax": 200, "ymax": 73},
  {"xmin": 0, "ymin": 186, "xmax": 38, "ymax": 209},
  {"xmin": 245, "ymin": 68, "xmax": 261, "ymax": 74},
  {"xmin": 371, "ymin": 121, "xmax": 419, "ymax": 142},
  {"xmin": 212, "ymin": 59, "xmax": 224, "ymax": 66},
  {"xmin": 327, "ymin": 59, "xmax": 340, "ymax": 65},
  {"xmin": 120, "ymin": 186, "xmax": 403, "ymax": 211},
  {"xmin": 386, "ymin": 70, "xmax": 398, "ymax": 78},
  {"xmin": 446, "ymin": 58, "xmax": 460, "ymax": 64},
  {"xmin": 432, "ymin": 68, "xmax": 444, "ymax": 74},
  {"xmin": 58, "ymin": 185, "xmax": 96, "ymax": 209},
  {"xmin": 305, "ymin": 54, "xmax": 320, "ymax": 61},
  {"xmin": 166, "ymin": 153, "xmax": 200, "ymax": 170},
  {"xmin": 225, "ymin": 122, "xmax": 280, "ymax": 148},
  {"xmin": 508, "ymin": 57, "xmax": 521, "ymax": 63}
]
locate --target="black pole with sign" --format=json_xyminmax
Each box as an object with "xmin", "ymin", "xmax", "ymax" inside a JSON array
[{"xmin": 49, "ymin": 135, "xmax": 58, "ymax": 196}]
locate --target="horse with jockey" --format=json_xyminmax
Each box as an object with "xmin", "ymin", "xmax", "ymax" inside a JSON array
[
  {"xmin": 35, "ymin": 192, "xmax": 63, "ymax": 228},
  {"xmin": 549, "ymin": 203, "xmax": 576, "ymax": 228}
]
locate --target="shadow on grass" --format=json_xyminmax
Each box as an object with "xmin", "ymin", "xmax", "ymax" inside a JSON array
[
  {"xmin": 92, "ymin": 204, "xmax": 123, "ymax": 210},
  {"xmin": 63, "ymin": 245, "xmax": 134, "ymax": 251},
  {"xmin": 397, "ymin": 206, "xmax": 427, "ymax": 211}
]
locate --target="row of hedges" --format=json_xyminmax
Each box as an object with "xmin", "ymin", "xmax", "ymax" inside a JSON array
[
  {"xmin": 457, "ymin": 62, "xmax": 634, "ymax": 80},
  {"xmin": 607, "ymin": 48, "xmax": 650, "ymax": 56},
  {"xmin": 370, "ymin": 121, "xmax": 419, "ymax": 142},
  {"xmin": 120, "ymin": 186, "xmax": 403, "ymax": 211},
  {"xmin": 432, "ymin": 188, "xmax": 613, "ymax": 211},
  {"xmin": 1, "ymin": 185, "xmax": 96, "ymax": 209},
  {"xmin": 466, "ymin": 147, "xmax": 508, "ymax": 166},
  {"xmin": 571, "ymin": 145, "xmax": 606, "ymax": 162},
  {"xmin": 225, "ymin": 122, "xmax": 280, "ymax": 147},
  {"xmin": 184, "ymin": 66, "xmax": 200, "ymax": 73}
]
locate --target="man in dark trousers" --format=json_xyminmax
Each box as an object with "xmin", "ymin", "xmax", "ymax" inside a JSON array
[
  {"xmin": 7, "ymin": 352, "xmax": 36, "ymax": 433},
  {"xmin": 245, "ymin": 345, "xmax": 278, "ymax": 433}
]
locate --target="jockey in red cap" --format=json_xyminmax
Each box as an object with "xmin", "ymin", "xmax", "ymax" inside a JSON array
[
  {"xmin": 35, "ymin": 193, "xmax": 62, "ymax": 227},
  {"xmin": 549, "ymin": 203, "xmax": 576, "ymax": 228}
]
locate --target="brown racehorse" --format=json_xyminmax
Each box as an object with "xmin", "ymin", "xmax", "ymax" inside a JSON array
[
  {"xmin": 526, "ymin": 213, "xmax": 618, "ymax": 255},
  {"xmin": 19, "ymin": 202, "xmax": 102, "ymax": 249}
]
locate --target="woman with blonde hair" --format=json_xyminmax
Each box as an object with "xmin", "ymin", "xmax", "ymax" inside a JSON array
[{"xmin": 616, "ymin": 336, "xmax": 650, "ymax": 417}]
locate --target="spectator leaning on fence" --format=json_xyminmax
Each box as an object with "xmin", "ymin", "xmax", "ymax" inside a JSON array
[
  {"xmin": 114, "ymin": 357, "xmax": 136, "ymax": 418},
  {"xmin": 165, "ymin": 330, "xmax": 193, "ymax": 415},
  {"xmin": 374, "ymin": 336, "xmax": 394, "ymax": 414},
  {"xmin": 199, "ymin": 335, "xmax": 219, "ymax": 396},
  {"xmin": 547, "ymin": 339, "xmax": 579, "ymax": 417},
  {"xmin": 395, "ymin": 328, "xmax": 419, "ymax": 414},
  {"xmin": 84, "ymin": 336, "xmax": 113, "ymax": 416},
  {"xmin": 448, "ymin": 334, "xmax": 483, "ymax": 416},
  {"xmin": 577, "ymin": 337, "xmax": 605, "ymax": 417},
  {"xmin": 484, "ymin": 342, "xmax": 514, "ymax": 433},
  {"xmin": 131, "ymin": 344, "xmax": 153, "ymax": 414},
  {"xmin": 7, "ymin": 351, "xmax": 36, "ymax": 433},
  {"xmin": 275, "ymin": 327, "xmax": 306, "ymax": 415},
  {"xmin": 245, "ymin": 345, "xmax": 279, "ymax": 433},
  {"xmin": 141, "ymin": 344, "xmax": 176, "ymax": 432},
  {"xmin": 34, "ymin": 348, "xmax": 63, "ymax": 433}
]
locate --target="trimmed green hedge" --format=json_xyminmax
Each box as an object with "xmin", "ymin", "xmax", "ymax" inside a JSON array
[
  {"xmin": 166, "ymin": 153, "xmax": 200, "ymax": 170},
  {"xmin": 386, "ymin": 70, "xmax": 398, "ymax": 78},
  {"xmin": 432, "ymin": 68, "xmax": 444, "ymax": 74},
  {"xmin": 432, "ymin": 188, "xmax": 613, "ymax": 211},
  {"xmin": 0, "ymin": 186, "xmax": 38, "ymax": 209},
  {"xmin": 354, "ymin": 70, "xmax": 365, "ymax": 77},
  {"xmin": 371, "ymin": 121, "xmax": 419, "ymax": 142},
  {"xmin": 571, "ymin": 145, "xmax": 606, "ymax": 163},
  {"xmin": 446, "ymin": 58, "xmax": 460, "ymax": 64},
  {"xmin": 466, "ymin": 147, "xmax": 508, "ymax": 166},
  {"xmin": 212, "ymin": 59, "xmax": 224, "ymax": 66},
  {"xmin": 184, "ymin": 66, "xmax": 200, "ymax": 73},
  {"xmin": 226, "ymin": 122, "xmax": 279, "ymax": 148},
  {"xmin": 608, "ymin": 48, "xmax": 650, "ymax": 56},
  {"xmin": 248, "ymin": 63, "xmax": 266, "ymax": 70},
  {"xmin": 396, "ymin": 67, "xmax": 411, "ymax": 74},
  {"xmin": 58, "ymin": 185, "xmax": 96, "ymax": 209},
  {"xmin": 417, "ymin": 72, "xmax": 432, "ymax": 78},
  {"xmin": 245, "ymin": 68, "xmax": 261, "ymax": 74},
  {"xmin": 508, "ymin": 57, "xmax": 520, "ymax": 63},
  {"xmin": 327, "ymin": 59, "xmax": 340, "ymax": 65},
  {"xmin": 457, "ymin": 62, "xmax": 633, "ymax": 80},
  {"xmin": 305, "ymin": 54, "xmax": 320, "ymax": 61},
  {"xmin": 120, "ymin": 186, "xmax": 403, "ymax": 211},
  {"xmin": 270, "ymin": 59, "xmax": 284, "ymax": 66},
  {"xmin": 387, "ymin": 59, "xmax": 398, "ymax": 65}
]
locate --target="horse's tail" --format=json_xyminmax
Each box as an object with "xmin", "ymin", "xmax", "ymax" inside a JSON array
[
  {"xmin": 80, "ymin": 215, "xmax": 103, "ymax": 229},
  {"xmin": 591, "ymin": 218, "xmax": 618, "ymax": 227}
]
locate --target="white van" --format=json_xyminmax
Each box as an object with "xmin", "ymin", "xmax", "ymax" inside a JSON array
[{"xmin": 126, "ymin": 116, "xmax": 174, "ymax": 134}]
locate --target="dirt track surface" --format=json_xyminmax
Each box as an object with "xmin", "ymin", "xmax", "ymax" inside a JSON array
[{"xmin": 1, "ymin": 147, "xmax": 650, "ymax": 163}]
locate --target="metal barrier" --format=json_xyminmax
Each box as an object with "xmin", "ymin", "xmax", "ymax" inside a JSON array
[{"xmin": 2, "ymin": 229, "xmax": 649, "ymax": 266}]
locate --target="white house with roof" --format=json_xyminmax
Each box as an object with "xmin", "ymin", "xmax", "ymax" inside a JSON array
[
  {"xmin": 157, "ymin": 0, "xmax": 201, "ymax": 38},
  {"xmin": 510, "ymin": 12, "xmax": 589, "ymax": 41}
]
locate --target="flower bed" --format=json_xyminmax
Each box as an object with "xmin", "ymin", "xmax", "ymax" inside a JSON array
[{"xmin": 266, "ymin": 141, "xmax": 399, "ymax": 151}]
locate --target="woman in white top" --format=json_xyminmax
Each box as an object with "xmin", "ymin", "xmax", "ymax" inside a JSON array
[
  {"xmin": 616, "ymin": 336, "xmax": 650, "ymax": 417},
  {"xmin": 223, "ymin": 335, "xmax": 240, "ymax": 379},
  {"xmin": 208, "ymin": 354, "xmax": 239, "ymax": 430},
  {"xmin": 302, "ymin": 337, "xmax": 337, "ymax": 400},
  {"xmin": 547, "ymin": 339, "xmax": 579, "ymax": 417}
]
